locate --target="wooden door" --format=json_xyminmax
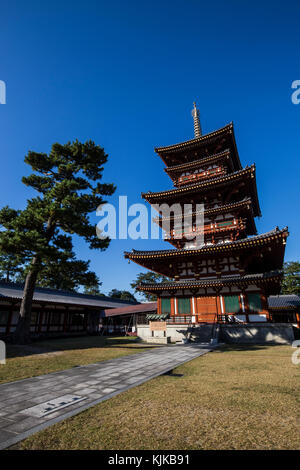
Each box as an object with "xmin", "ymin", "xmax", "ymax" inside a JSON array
[{"xmin": 196, "ymin": 297, "xmax": 217, "ymax": 322}]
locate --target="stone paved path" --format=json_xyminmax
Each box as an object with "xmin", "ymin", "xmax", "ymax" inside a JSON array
[{"xmin": 0, "ymin": 344, "xmax": 211, "ymax": 449}]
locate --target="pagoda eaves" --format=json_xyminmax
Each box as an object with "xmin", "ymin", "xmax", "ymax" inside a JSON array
[
  {"xmin": 125, "ymin": 227, "xmax": 288, "ymax": 263},
  {"xmin": 155, "ymin": 122, "xmax": 241, "ymax": 170},
  {"xmin": 139, "ymin": 271, "xmax": 283, "ymax": 296},
  {"xmin": 153, "ymin": 198, "xmax": 255, "ymax": 223},
  {"xmin": 142, "ymin": 165, "xmax": 261, "ymax": 217},
  {"xmin": 164, "ymin": 149, "xmax": 235, "ymax": 179}
]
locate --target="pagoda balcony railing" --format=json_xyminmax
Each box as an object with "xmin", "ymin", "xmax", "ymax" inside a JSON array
[
  {"xmin": 138, "ymin": 315, "xmax": 198, "ymax": 325},
  {"xmin": 166, "ymin": 315, "xmax": 193, "ymax": 324},
  {"xmin": 153, "ymin": 202, "xmax": 224, "ymax": 225},
  {"xmin": 164, "ymin": 218, "xmax": 245, "ymax": 240},
  {"xmin": 166, "ymin": 314, "xmax": 249, "ymax": 324},
  {"xmin": 216, "ymin": 314, "xmax": 246, "ymax": 324},
  {"xmin": 176, "ymin": 167, "xmax": 226, "ymax": 186},
  {"xmin": 166, "ymin": 315, "xmax": 217, "ymax": 324}
]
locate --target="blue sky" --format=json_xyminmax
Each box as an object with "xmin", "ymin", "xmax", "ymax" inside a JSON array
[{"xmin": 0, "ymin": 0, "xmax": 299, "ymax": 299}]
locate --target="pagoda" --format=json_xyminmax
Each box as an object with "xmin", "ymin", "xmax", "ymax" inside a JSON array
[{"xmin": 125, "ymin": 104, "xmax": 288, "ymax": 325}]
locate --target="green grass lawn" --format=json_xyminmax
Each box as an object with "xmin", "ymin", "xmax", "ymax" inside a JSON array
[
  {"xmin": 18, "ymin": 344, "xmax": 300, "ymax": 450},
  {"xmin": 0, "ymin": 335, "xmax": 153, "ymax": 384}
]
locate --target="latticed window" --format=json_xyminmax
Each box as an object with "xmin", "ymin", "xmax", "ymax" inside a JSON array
[
  {"xmin": 71, "ymin": 313, "xmax": 85, "ymax": 326},
  {"xmin": 161, "ymin": 298, "xmax": 171, "ymax": 314},
  {"xmin": 51, "ymin": 312, "xmax": 62, "ymax": 325},
  {"xmin": 224, "ymin": 295, "xmax": 240, "ymax": 313},
  {"xmin": 247, "ymin": 293, "xmax": 262, "ymax": 312},
  {"xmin": 0, "ymin": 311, "xmax": 9, "ymax": 325},
  {"xmin": 31, "ymin": 311, "xmax": 38, "ymax": 325},
  {"xmin": 177, "ymin": 298, "xmax": 191, "ymax": 314}
]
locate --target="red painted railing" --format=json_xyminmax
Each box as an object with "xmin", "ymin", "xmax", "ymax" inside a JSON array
[
  {"xmin": 165, "ymin": 218, "xmax": 244, "ymax": 240},
  {"xmin": 176, "ymin": 167, "xmax": 226, "ymax": 186}
]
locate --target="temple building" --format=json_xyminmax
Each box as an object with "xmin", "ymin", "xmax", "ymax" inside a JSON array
[
  {"xmin": 125, "ymin": 103, "xmax": 290, "ymax": 327},
  {"xmin": 0, "ymin": 281, "xmax": 138, "ymax": 338}
]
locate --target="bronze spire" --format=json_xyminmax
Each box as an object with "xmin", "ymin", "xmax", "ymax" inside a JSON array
[{"xmin": 191, "ymin": 101, "xmax": 202, "ymax": 138}]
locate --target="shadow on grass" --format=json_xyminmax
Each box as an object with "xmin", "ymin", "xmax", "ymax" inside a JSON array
[
  {"xmin": 6, "ymin": 336, "xmax": 287, "ymax": 360},
  {"xmin": 216, "ymin": 343, "xmax": 277, "ymax": 353},
  {"xmin": 5, "ymin": 335, "xmax": 153, "ymax": 359}
]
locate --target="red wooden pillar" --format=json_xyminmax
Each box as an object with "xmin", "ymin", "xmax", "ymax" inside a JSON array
[
  {"xmin": 6, "ymin": 303, "xmax": 14, "ymax": 335},
  {"xmin": 157, "ymin": 297, "xmax": 161, "ymax": 315},
  {"xmin": 38, "ymin": 307, "xmax": 44, "ymax": 334},
  {"xmin": 243, "ymin": 292, "xmax": 250, "ymax": 323},
  {"xmin": 83, "ymin": 311, "xmax": 88, "ymax": 331},
  {"xmin": 64, "ymin": 307, "xmax": 69, "ymax": 332},
  {"xmin": 261, "ymin": 291, "xmax": 269, "ymax": 320},
  {"xmin": 170, "ymin": 298, "xmax": 175, "ymax": 316},
  {"xmin": 47, "ymin": 309, "xmax": 51, "ymax": 332}
]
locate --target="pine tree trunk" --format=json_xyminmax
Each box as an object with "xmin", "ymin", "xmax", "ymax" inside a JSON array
[{"xmin": 13, "ymin": 256, "xmax": 40, "ymax": 344}]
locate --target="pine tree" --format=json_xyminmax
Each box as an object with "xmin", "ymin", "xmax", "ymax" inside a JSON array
[
  {"xmin": 16, "ymin": 251, "xmax": 101, "ymax": 292},
  {"xmin": 0, "ymin": 253, "xmax": 23, "ymax": 282},
  {"xmin": 83, "ymin": 285, "xmax": 104, "ymax": 296},
  {"xmin": 108, "ymin": 289, "xmax": 137, "ymax": 302},
  {"xmin": 131, "ymin": 272, "xmax": 169, "ymax": 301},
  {"xmin": 0, "ymin": 140, "xmax": 115, "ymax": 343},
  {"xmin": 281, "ymin": 261, "xmax": 300, "ymax": 295}
]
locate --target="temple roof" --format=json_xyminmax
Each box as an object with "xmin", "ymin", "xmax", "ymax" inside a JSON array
[
  {"xmin": 142, "ymin": 165, "xmax": 261, "ymax": 217},
  {"xmin": 164, "ymin": 149, "xmax": 235, "ymax": 176},
  {"xmin": 124, "ymin": 227, "xmax": 288, "ymax": 261},
  {"xmin": 155, "ymin": 123, "xmax": 234, "ymax": 154},
  {"xmin": 268, "ymin": 294, "xmax": 300, "ymax": 310},
  {"xmin": 102, "ymin": 302, "xmax": 157, "ymax": 318},
  {"xmin": 154, "ymin": 197, "xmax": 254, "ymax": 222},
  {"xmin": 154, "ymin": 123, "xmax": 241, "ymax": 169},
  {"xmin": 0, "ymin": 282, "xmax": 137, "ymax": 309},
  {"xmin": 138, "ymin": 271, "xmax": 283, "ymax": 292}
]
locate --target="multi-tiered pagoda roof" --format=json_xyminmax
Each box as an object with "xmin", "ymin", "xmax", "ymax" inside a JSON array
[
  {"xmin": 125, "ymin": 103, "xmax": 288, "ymax": 304},
  {"xmin": 155, "ymin": 122, "xmax": 241, "ymax": 169},
  {"xmin": 142, "ymin": 165, "xmax": 260, "ymax": 215}
]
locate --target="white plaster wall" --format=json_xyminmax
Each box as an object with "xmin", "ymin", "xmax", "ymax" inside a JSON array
[
  {"xmin": 248, "ymin": 314, "xmax": 267, "ymax": 322},
  {"xmin": 137, "ymin": 324, "xmax": 189, "ymax": 342}
]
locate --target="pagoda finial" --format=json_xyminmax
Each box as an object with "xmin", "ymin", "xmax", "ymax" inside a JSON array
[{"xmin": 191, "ymin": 101, "xmax": 202, "ymax": 139}]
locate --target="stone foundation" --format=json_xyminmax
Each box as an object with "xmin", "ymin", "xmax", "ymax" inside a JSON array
[
  {"xmin": 145, "ymin": 336, "xmax": 171, "ymax": 344},
  {"xmin": 219, "ymin": 323, "xmax": 295, "ymax": 344},
  {"xmin": 137, "ymin": 323, "xmax": 296, "ymax": 345}
]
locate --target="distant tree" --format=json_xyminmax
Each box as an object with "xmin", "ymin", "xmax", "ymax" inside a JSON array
[
  {"xmin": 83, "ymin": 285, "xmax": 104, "ymax": 296},
  {"xmin": 108, "ymin": 289, "xmax": 137, "ymax": 302},
  {"xmin": 131, "ymin": 272, "xmax": 170, "ymax": 302},
  {"xmin": 0, "ymin": 253, "xmax": 23, "ymax": 282},
  {"xmin": 281, "ymin": 261, "xmax": 300, "ymax": 295},
  {"xmin": 16, "ymin": 251, "xmax": 101, "ymax": 293},
  {"xmin": 37, "ymin": 259, "xmax": 100, "ymax": 292},
  {"xmin": 0, "ymin": 140, "xmax": 115, "ymax": 343}
]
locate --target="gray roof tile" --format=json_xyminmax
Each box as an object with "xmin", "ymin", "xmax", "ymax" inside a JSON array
[
  {"xmin": 268, "ymin": 295, "xmax": 300, "ymax": 309},
  {"xmin": 0, "ymin": 282, "xmax": 137, "ymax": 309}
]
